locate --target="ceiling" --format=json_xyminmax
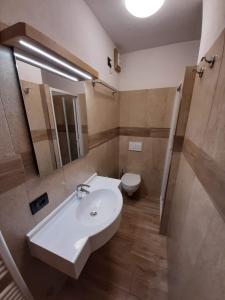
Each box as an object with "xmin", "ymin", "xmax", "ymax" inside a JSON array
[{"xmin": 84, "ymin": 0, "xmax": 202, "ymax": 53}]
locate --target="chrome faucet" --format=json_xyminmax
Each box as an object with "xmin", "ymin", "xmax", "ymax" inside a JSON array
[{"xmin": 76, "ymin": 184, "xmax": 90, "ymax": 199}]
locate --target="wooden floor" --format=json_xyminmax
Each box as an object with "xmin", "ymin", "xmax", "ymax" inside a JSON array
[{"xmin": 56, "ymin": 193, "xmax": 168, "ymax": 300}]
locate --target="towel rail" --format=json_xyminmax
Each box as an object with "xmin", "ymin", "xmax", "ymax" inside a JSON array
[
  {"xmin": 0, "ymin": 231, "xmax": 34, "ymax": 300},
  {"xmin": 92, "ymin": 79, "xmax": 118, "ymax": 95}
]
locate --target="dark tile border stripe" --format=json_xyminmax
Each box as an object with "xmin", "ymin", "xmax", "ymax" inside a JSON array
[
  {"xmin": 89, "ymin": 128, "xmax": 119, "ymax": 149},
  {"xmin": 0, "ymin": 155, "xmax": 25, "ymax": 194},
  {"xmin": 183, "ymin": 138, "xmax": 225, "ymax": 222},
  {"xmin": 82, "ymin": 124, "xmax": 88, "ymax": 134},
  {"xmin": 150, "ymin": 128, "xmax": 170, "ymax": 138},
  {"xmin": 89, "ymin": 127, "xmax": 170, "ymax": 149},
  {"xmin": 21, "ymin": 150, "xmax": 38, "ymax": 178},
  {"xmin": 173, "ymin": 136, "xmax": 184, "ymax": 152},
  {"xmin": 119, "ymin": 127, "xmax": 150, "ymax": 137},
  {"xmin": 0, "ymin": 126, "xmax": 171, "ymax": 194},
  {"xmin": 119, "ymin": 127, "xmax": 169, "ymax": 138},
  {"xmin": 31, "ymin": 129, "xmax": 56, "ymax": 143}
]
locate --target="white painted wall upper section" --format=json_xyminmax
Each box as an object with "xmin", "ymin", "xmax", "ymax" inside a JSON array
[
  {"xmin": 198, "ymin": 0, "xmax": 225, "ymax": 60},
  {"xmin": 84, "ymin": 0, "xmax": 202, "ymax": 53},
  {"xmin": 0, "ymin": 0, "xmax": 118, "ymax": 88},
  {"xmin": 119, "ymin": 40, "xmax": 200, "ymax": 91},
  {"xmin": 16, "ymin": 61, "xmax": 43, "ymax": 84}
]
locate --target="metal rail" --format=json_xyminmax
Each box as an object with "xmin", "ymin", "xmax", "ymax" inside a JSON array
[{"xmin": 92, "ymin": 79, "xmax": 118, "ymax": 95}]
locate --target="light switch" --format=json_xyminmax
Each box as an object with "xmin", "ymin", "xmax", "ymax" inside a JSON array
[{"xmin": 128, "ymin": 141, "xmax": 143, "ymax": 152}]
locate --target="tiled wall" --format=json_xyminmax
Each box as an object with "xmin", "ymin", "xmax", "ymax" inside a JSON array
[
  {"xmin": 0, "ymin": 45, "xmax": 119, "ymax": 300},
  {"xmin": 160, "ymin": 66, "xmax": 196, "ymax": 234},
  {"xmin": 119, "ymin": 88, "xmax": 176, "ymax": 197},
  {"xmin": 167, "ymin": 29, "xmax": 225, "ymax": 300}
]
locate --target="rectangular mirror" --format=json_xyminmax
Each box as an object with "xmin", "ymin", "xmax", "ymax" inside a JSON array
[{"xmin": 16, "ymin": 59, "xmax": 89, "ymax": 177}]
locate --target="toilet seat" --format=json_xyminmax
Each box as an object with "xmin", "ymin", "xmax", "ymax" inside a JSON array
[{"xmin": 121, "ymin": 173, "xmax": 141, "ymax": 187}]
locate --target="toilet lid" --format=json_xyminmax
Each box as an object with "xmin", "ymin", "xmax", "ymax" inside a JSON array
[{"xmin": 121, "ymin": 173, "xmax": 141, "ymax": 186}]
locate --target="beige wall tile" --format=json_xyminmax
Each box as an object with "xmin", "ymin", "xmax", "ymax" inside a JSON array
[
  {"xmin": 167, "ymin": 155, "xmax": 196, "ymax": 300},
  {"xmin": 146, "ymin": 88, "xmax": 175, "ymax": 128},
  {"xmin": 167, "ymin": 154, "xmax": 225, "ymax": 290},
  {"xmin": 25, "ymin": 168, "xmax": 67, "ymax": 224},
  {"xmin": 0, "ymin": 184, "xmax": 34, "ymax": 269},
  {"xmin": 201, "ymin": 37, "xmax": 225, "ymax": 170},
  {"xmin": 167, "ymin": 30, "xmax": 225, "ymax": 299},
  {"xmin": 185, "ymin": 32, "xmax": 225, "ymax": 148},
  {"xmin": 86, "ymin": 81, "xmax": 119, "ymax": 135},
  {"xmin": 88, "ymin": 137, "xmax": 119, "ymax": 178},
  {"xmin": 63, "ymin": 155, "xmax": 95, "ymax": 195},
  {"xmin": 20, "ymin": 81, "xmax": 46, "ymax": 130},
  {"xmin": 119, "ymin": 88, "xmax": 175, "ymax": 129},
  {"xmin": 177, "ymin": 177, "xmax": 214, "ymax": 266},
  {"xmin": 167, "ymin": 154, "xmax": 195, "ymax": 243},
  {"xmin": 63, "ymin": 137, "xmax": 119, "ymax": 195},
  {"xmin": 119, "ymin": 90, "xmax": 148, "ymax": 128},
  {"xmin": 182, "ymin": 209, "xmax": 225, "ymax": 300},
  {"xmin": 34, "ymin": 140, "xmax": 56, "ymax": 176},
  {"xmin": 0, "ymin": 97, "xmax": 15, "ymax": 160},
  {"xmin": 0, "ymin": 47, "xmax": 32, "ymax": 154}
]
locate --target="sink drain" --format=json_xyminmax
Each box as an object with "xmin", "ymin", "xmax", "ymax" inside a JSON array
[{"xmin": 90, "ymin": 211, "xmax": 97, "ymax": 216}]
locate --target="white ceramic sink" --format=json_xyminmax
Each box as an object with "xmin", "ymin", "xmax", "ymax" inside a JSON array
[
  {"xmin": 26, "ymin": 174, "xmax": 122, "ymax": 279},
  {"xmin": 76, "ymin": 189, "xmax": 120, "ymax": 226}
]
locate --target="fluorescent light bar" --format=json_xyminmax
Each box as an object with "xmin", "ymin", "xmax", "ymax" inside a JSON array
[
  {"xmin": 19, "ymin": 40, "xmax": 92, "ymax": 80},
  {"xmin": 14, "ymin": 52, "xmax": 79, "ymax": 82}
]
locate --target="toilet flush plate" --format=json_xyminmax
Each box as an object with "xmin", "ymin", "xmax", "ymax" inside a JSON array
[{"xmin": 129, "ymin": 141, "xmax": 142, "ymax": 152}]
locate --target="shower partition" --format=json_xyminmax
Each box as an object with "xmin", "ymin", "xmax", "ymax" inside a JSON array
[{"xmin": 160, "ymin": 85, "xmax": 182, "ymax": 218}]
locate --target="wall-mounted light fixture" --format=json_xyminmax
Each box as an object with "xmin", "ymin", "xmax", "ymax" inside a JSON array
[
  {"xmin": 14, "ymin": 52, "xmax": 79, "ymax": 82},
  {"xmin": 0, "ymin": 22, "xmax": 98, "ymax": 80},
  {"xmin": 19, "ymin": 40, "xmax": 92, "ymax": 80}
]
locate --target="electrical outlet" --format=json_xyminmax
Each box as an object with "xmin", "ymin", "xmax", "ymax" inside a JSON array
[{"xmin": 30, "ymin": 193, "xmax": 49, "ymax": 215}]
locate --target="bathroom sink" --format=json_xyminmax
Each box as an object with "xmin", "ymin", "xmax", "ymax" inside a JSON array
[
  {"xmin": 76, "ymin": 189, "xmax": 120, "ymax": 226},
  {"xmin": 26, "ymin": 174, "xmax": 122, "ymax": 279}
]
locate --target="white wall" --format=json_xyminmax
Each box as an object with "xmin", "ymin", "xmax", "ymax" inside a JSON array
[
  {"xmin": 198, "ymin": 0, "xmax": 225, "ymax": 60},
  {"xmin": 119, "ymin": 40, "xmax": 200, "ymax": 91},
  {"xmin": 42, "ymin": 71, "xmax": 85, "ymax": 95},
  {"xmin": 16, "ymin": 61, "xmax": 43, "ymax": 84},
  {"xmin": 0, "ymin": 0, "xmax": 118, "ymax": 88}
]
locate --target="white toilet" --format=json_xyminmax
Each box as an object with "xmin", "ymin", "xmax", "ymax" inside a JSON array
[{"xmin": 121, "ymin": 173, "xmax": 141, "ymax": 196}]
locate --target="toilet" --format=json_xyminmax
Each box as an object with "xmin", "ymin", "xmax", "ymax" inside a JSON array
[{"xmin": 121, "ymin": 173, "xmax": 141, "ymax": 196}]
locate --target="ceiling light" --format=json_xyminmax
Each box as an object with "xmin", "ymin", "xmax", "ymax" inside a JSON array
[
  {"xmin": 14, "ymin": 52, "xmax": 79, "ymax": 82},
  {"xmin": 125, "ymin": 0, "xmax": 165, "ymax": 18},
  {"xmin": 19, "ymin": 40, "xmax": 92, "ymax": 80}
]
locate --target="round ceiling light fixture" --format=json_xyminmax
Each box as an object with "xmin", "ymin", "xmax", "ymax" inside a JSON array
[{"xmin": 125, "ymin": 0, "xmax": 165, "ymax": 18}]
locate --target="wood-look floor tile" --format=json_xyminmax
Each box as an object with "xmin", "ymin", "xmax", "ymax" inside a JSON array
[
  {"xmin": 57, "ymin": 194, "xmax": 168, "ymax": 300},
  {"xmin": 59, "ymin": 277, "xmax": 129, "ymax": 300},
  {"xmin": 125, "ymin": 294, "xmax": 141, "ymax": 300},
  {"xmin": 130, "ymin": 274, "xmax": 168, "ymax": 300}
]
